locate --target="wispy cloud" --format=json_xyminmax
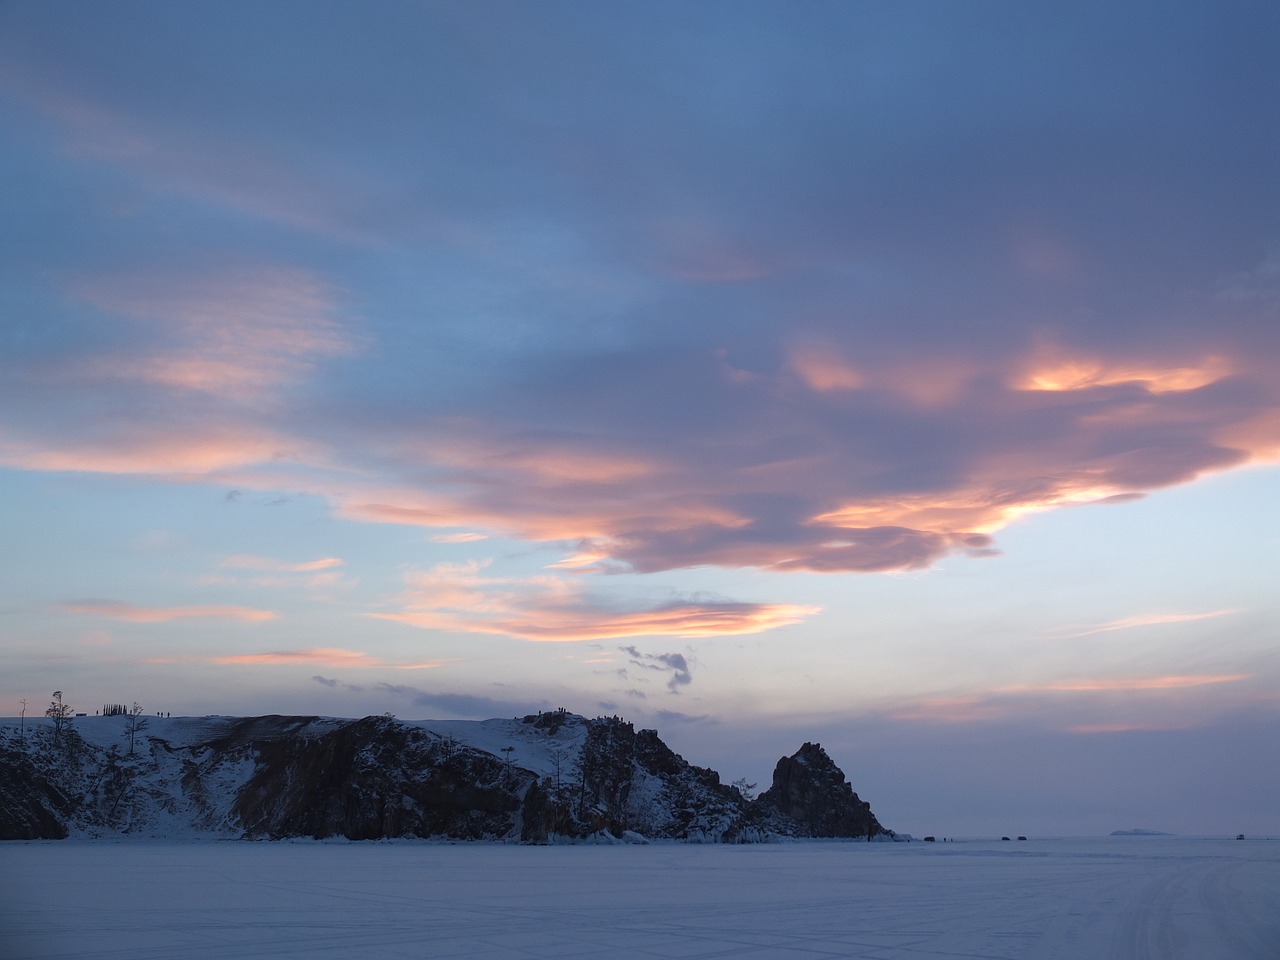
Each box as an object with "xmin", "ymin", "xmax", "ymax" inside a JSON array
[
  {"xmin": 0, "ymin": 263, "xmax": 350, "ymax": 483},
  {"xmin": 63, "ymin": 599, "xmax": 277, "ymax": 623},
  {"xmin": 206, "ymin": 554, "xmax": 354, "ymax": 596},
  {"xmin": 70, "ymin": 265, "xmax": 354, "ymax": 400},
  {"xmin": 370, "ymin": 560, "xmax": 817, "ymax": 642},
  {"xmin": 221, "ymin": 555, "xmax": 344, "ymax": 574},
  {"xmin": 1051, "ymin": 609, "xmax": 1243, "ymax": 639}
]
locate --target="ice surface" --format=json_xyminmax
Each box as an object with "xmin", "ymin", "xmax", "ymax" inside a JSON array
[{"xmin": 3, "ymin": 838, "xmax": 1277, "ymax": 959}]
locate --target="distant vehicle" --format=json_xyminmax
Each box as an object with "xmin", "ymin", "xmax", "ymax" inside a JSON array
[
  {"xmin": 923, "ymin": 836, "xmax": 936, "ymax": 842},
  {"xmin": 1237, "ymin": 834, "xmax": 1245, "ymax": 840},
  {"xmin": 1001, "ymin": 836, "xmax": 1011, "ymax": 841},
  {"xmin": 1017, "ymin": 836, "xmax": 1027, "ymax": 841}
]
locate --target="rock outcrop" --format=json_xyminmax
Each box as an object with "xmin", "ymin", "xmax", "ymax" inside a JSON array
[
  {"xmin": 0, "ymin": 713, "xmax": 891, "ymax": 843},
  {"xmin": 756, "ymin": 742, "xmax": 885, "ymax": 839}
]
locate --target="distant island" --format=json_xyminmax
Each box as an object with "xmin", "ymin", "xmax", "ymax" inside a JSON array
[{"xmin": 1110, "ymin": 828, "xmax": 1174, "ymax": 836}]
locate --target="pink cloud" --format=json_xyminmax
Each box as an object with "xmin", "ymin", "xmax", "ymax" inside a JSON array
[
  {"xmin": 791, "ymin": 345, "xmax": 862, "ymax": 392},
  {"xmin": 63, "ymin": 600, "xmax": 277, "ymax": 623},
  {"xmin": 0, "ymin": 423, "xmax": 320, "ymax": 476}
]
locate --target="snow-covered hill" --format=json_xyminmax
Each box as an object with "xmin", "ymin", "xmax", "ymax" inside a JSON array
[{"xmin": 0, "ymin": 711, "xmax": 890, "ymax": 843}]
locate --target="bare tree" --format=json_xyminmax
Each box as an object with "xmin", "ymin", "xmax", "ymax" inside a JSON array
[
  {"xmin": 731, "ymin": 777, "xmax": 757, "ymax": 802},
  {"xmin": 126, "ymin": 701, "xmax": 146, "ymax": 755},
  {"xmin": 46, "ymin": 691, "xmax": 72, "ymax": 740},
  {"xmin": 19, "ymin": 698, "xmax": 26, "ymax": 743}
]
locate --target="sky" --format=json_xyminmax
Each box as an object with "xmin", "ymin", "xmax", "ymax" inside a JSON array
[{"xmin": 1, "ymin": 1, "xmax": 1277, "ymax": 837}]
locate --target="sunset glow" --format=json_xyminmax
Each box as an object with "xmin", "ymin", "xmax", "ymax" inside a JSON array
[{"xmin": 1, "ymin": 1, "xmax": 1276, "ymax": 836}]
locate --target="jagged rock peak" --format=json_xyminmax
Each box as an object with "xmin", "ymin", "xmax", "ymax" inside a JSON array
[{"xmin": 757, "ymin": 742, "xmax": 887, "ymax": 839}]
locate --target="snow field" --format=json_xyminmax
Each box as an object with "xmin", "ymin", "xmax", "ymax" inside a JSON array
[{"xmin": 3, "ymin": 838, "xmax": 1277, "ymax": 960}]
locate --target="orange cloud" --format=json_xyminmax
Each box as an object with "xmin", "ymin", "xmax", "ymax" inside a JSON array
[
  {"xmin": 377, "ymin": 602, "xmax": 816, "ymax": 642},
  {"xmin": 211, "ymin": 647, "xmax": 451, "ymax": 669},
  {"xmin": 1015, "ymin": 351, "xmax": 1231, "ymax": 394},
  {"xmin": 371, "ymin": 560, "xmax": 817, "ymax": 642},
  {"xmin": 63, "ymin": 600, "xmax": 277, "ymax": 623}
]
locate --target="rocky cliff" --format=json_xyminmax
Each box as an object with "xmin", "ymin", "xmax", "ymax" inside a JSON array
[{"xmin": 0, "ymin": 712, "xmax": 892, "ymax": 843}]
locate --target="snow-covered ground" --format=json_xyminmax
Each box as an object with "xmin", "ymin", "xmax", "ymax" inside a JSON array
[{"xmin": 3, "ymin": 838, "xmax": 1276, "ymax": 959}]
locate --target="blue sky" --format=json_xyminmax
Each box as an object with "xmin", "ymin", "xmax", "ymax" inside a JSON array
[{"xmin": 1, "ymin": 1, "xmax": 1277, "ymax": 835}]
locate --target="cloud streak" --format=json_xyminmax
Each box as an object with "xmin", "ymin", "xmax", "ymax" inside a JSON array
[
  {"xmin": 1053, "ymin": 609, "xmax": 1243, "ymax": 639},
  {"xmin": 63, "ymin": 600, "xmax": 277, "ymax": 623},
  {"xmin": 213, "ymin": 648, "xmax": 449, "ymax": 669}
]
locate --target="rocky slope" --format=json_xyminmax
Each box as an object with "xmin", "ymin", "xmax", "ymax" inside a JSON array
[{"xmin": 0, "ymin": 712, "xmax": 893, "ymax": 843}]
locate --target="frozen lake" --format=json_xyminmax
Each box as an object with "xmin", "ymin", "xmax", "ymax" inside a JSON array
[{"xmin": 3, "ymin": 838, "xmax": 1277, "ymax": 959}]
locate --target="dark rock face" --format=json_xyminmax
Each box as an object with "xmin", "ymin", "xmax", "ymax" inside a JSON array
[
  {"xmin": 0, "ymin": 744, "xmax": 73, "ymax": 839},
  {"xmin": 233, "ymin": 717, "xmax": 522, "ymax": 840},
  {"xmin": 756, "ymin": 742, "xmax": 886, "ymax": 839}
]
